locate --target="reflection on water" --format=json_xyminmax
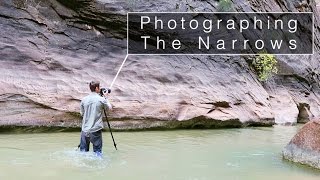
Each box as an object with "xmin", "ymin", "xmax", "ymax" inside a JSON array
[{"xmin": 0, "ymin": 125, "xmax": 320, "ymax": 180}]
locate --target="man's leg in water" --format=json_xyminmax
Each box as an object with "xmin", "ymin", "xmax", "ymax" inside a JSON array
[
  {"xmin": 90, "ymin": 130, "xmax": 102, "ymax": 156},
  {"xmin": 80, "ymin": 131, "xmax": 90, "ymax": 152}
]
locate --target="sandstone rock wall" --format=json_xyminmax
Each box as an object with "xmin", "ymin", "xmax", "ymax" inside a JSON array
[{"xmin": 0, "ymin": 0, "xmax": 319, "ymax": 129}]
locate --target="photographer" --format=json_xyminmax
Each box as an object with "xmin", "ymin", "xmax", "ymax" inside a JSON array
[{"xmin": 79, "ymin": 81, "xmax": 112, "ymax": 156}]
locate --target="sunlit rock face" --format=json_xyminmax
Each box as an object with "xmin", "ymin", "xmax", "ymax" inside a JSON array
[
  {"xmin": 283, "ymin": 120, "xmax": 320, "ymax": 169},
  {"xmin": 0, "ymin": 0, "xmax": 319, "ymax": 129}
]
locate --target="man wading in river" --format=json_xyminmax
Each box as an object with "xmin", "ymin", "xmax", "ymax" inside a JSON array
[{"xmin": 79, "ymin": 81, "xmax": 112, "ymax": 156}]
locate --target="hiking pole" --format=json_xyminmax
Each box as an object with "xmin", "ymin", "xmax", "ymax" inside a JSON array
[{"xmin": 103, "ymin": 107, "xmax": 117, "ymax": 150}]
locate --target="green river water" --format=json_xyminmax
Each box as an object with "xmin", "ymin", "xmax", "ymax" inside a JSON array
[{"xmin": 0, "ymin": 125, "xmax": 320, "ymax": 180}]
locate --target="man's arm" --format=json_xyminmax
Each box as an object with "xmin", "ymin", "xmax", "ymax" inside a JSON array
[
  {"xmin": 101, "ymin": 96, "xmax": 112, "ymax": 110},
  {"xmin": 80, "ymin": 101, "xmax": 84, "ymax": 116}
]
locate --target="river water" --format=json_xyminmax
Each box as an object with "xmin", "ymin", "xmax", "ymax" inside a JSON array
[{"xmin": 0, "ymin": 125, "xmax": 319, "ymax": 180}]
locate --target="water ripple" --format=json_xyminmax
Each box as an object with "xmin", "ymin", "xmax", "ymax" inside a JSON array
[{"xmin": 49, "ymin": 149, "xmax": 111, "ymax": 169}]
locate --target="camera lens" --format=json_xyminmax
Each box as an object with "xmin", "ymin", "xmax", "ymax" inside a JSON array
[{"xmin": 99, "ymin": 87, "xmax": 111, "ymax": 96}]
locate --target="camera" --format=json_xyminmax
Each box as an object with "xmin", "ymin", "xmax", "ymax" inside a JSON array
[{"xmin": 100, "ymin": 87, "xmax": 111, "ymax": 96}]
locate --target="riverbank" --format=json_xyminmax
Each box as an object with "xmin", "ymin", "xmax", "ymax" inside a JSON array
[{"xmin": 0, "ymin": 117, "xmax": 274, "ymax": 133}]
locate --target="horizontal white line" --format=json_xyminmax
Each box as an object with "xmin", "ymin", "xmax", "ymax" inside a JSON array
[
  {"xmin": 128, "ymin": 12, "xmax": 313, "ymax": 14},
  {"xmin": 128, "ymin": 54, "xmax": 313, "ymax": 55}
]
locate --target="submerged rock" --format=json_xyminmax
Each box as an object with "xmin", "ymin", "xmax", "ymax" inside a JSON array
[{"xmin": 283, "ymin": 120, "xmax": 320, "ymax": 169}]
